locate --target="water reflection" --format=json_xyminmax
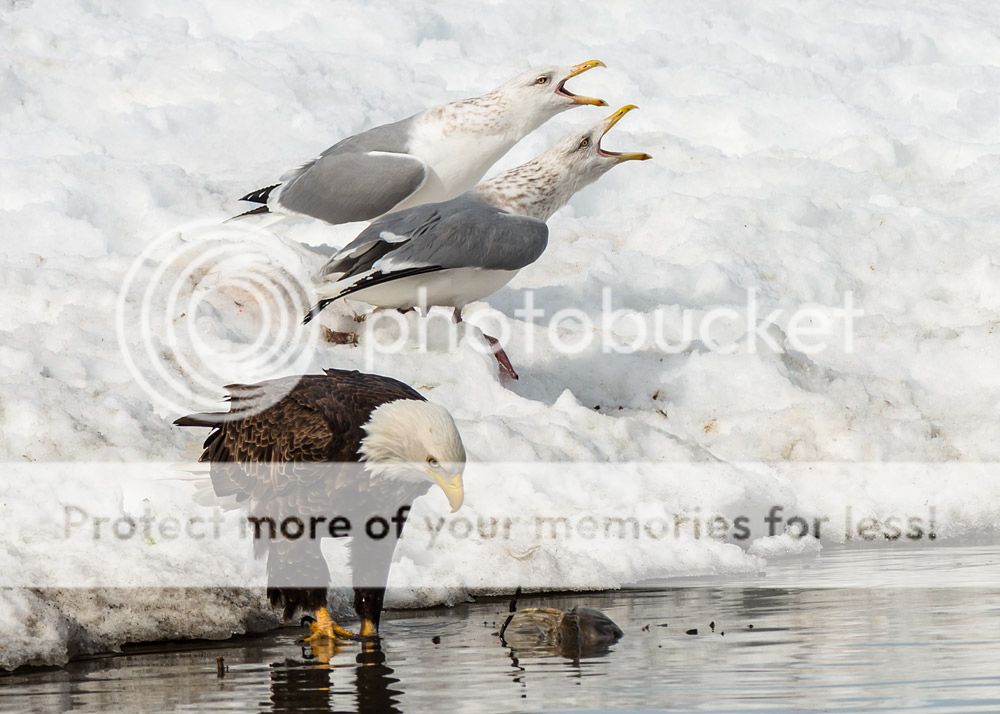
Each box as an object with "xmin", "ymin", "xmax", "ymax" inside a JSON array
[
  {"xmin": 351, "ymin": 647, "xmax": 403, "ymax": 714},
  {"xmin": 503, "ymin": 640, "xmax": 617, "ymax": 698},
  {"xmin": 268, "ymin": 642, "xmax": 402, "ymax": 713}
]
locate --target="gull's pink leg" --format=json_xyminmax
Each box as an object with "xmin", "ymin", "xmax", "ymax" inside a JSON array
[
  {"xmin": 483, "ymin": 335, "xmax": 519, "ymax": 381},
  {"xmin": 452, "ymin": 308, "xmax": 518, "ymax": 380}
]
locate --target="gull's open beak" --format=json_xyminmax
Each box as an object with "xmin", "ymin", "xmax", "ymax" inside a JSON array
[
  {"xmin": 431, "ymin": 471, "xmax": 465, "ymax": 512},
  {"xmin": 557, "ymin": 59, "xmax": 608, "ymax": 106},
  {"xmin": 598, "ymin": 104, "xmax": 652, "ymax": 161}
]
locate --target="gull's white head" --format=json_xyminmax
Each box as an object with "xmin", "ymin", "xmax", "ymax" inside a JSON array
[
  {"xmin": 499, "ymin": 60, "xmax": 608, "ymax": 112},
  {"xmin": 457, "ymin": 60, "xmax": 607, "ymax": 135},
  {"xmin": 545, "ymin": 103, "xmax": 653, "ymax": 177},
  {"xmin": 476, "ymin": 104, "xmax": 652, "ymax": 220},
  {"xmin": 359, "ymin": 399, "xmax": 466, "ymax": 511}
]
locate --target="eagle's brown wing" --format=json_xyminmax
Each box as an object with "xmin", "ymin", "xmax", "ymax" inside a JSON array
[{"xmin": 174, "ymin": 369, "xmax": 424, "ymax": 504}]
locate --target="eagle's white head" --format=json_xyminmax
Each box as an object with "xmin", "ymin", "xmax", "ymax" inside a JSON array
[{"xmin": 359, "ymin": 399, "xmax": 466, "ymax": 512}]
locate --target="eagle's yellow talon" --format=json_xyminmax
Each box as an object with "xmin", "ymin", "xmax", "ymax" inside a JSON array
[{"xmin": 301, "ymin": 607, "xmax": 358, "ymax": 642}]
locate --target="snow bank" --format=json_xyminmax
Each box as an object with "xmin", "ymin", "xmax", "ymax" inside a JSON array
[
  {"xmin": 749, "ymin": 534, "xmax": 822, "ymax": 559},
  {"xmin": 3, "ymin": 0, "xmax": 1000, "ymax": 669}
]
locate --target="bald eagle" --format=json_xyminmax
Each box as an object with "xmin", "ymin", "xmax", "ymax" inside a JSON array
[{"xmin": 174, "ymin": 368, "xmax": 466, "ymax": 642}]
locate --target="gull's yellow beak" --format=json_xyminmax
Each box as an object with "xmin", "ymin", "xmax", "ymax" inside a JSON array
[
  {"xmin": 557, "ymin": 59, "xmax": 608, "ymax": 106},
  {"xmin": 431, "ymin": 471, "xmax": 465, "ymax": 512},
  {"xmin": 598, "ymin": 104, "xmax": 652, "ymax": 161}
]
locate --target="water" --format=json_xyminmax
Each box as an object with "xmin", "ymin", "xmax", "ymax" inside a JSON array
[{"xmin": 3, "ymin": 545, "xmax": 1000, "ymax": 713}]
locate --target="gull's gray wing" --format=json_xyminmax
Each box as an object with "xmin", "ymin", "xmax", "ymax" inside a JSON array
[
  {"xmin": 304, "ymin": 195, "xmax": 548, "ymax": 323},
  {"xmin": 277, "ymin": 152, "xmax": 427, "ymax": 224},
  {"xmin": 374, "ymin": 197, "xmax": 549, "ymax": 273},
  {"xmin": 258, "ymin": 116, "xmax": 429, "ymax": 225},
  {"xmin": 320, "ymin": 203, "xmax": 446, "ymax": 278}
]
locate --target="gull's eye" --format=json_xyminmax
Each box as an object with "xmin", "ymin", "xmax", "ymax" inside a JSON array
[
  {"xmin": 427, "ymin": 456, "xmax": 440, "ymax": 468},
  {"xmin": 578, "ymin": 137, "xmax": 591, "ymax": 149},
  {"xmin": 535, "ymin": 76, "xmax": 549, "ymax": 85}
]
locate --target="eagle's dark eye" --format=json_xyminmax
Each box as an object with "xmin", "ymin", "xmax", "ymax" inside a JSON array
[
  {"xmin": 427, "ymin": 456, "xmax": 440, "ymax": 468},
  {"xmin": 535, "ymin": 76, "xmax": 549, "ymax": 85},
  {"xmin": 579, "ymin": 137, "xmax": 591, "ymax": 149}
]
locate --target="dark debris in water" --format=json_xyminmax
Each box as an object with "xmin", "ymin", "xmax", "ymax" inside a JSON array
[
  {"xmin": 431, "ymin": 635, "xmax": 441, "ymax": 645},
  {"xmin": 502, "ymin": 605, "xmax": 623, "ymax": 657}
]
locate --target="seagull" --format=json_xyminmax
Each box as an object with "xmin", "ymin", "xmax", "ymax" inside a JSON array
[
  {"xmin": 237, "ymin": 61, "xmax": 608, "ymax": 224},
  {"xmin": 304, "ymin": 105, "xmax": 651, "ymax": 379}
]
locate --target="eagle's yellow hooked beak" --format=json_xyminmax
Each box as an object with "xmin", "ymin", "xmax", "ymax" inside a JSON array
[
  {"xmin": 431, "ymin": 471, "xmax": 465, "ymax": 512},
  {"xmin": 557, "ymin": 60, "xmax": 608, "ymax": 106}
]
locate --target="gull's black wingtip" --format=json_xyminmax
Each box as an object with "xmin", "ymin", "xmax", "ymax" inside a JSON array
[
  {"xmin": 225, "ymin": 205, "xmax": 270, "ymax": 222},
  {"xmin": 303, "ymin": 299, "xmax": 335, "ymax": 325},
  {"xmin": 239, "ymin": 184, "xmax": 281, "ymax": 204}
]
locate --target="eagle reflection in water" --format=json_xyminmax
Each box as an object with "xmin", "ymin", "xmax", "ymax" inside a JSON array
[{"xmin": 268, "ymin": 642, "xmax": 401, "ymax": 713}]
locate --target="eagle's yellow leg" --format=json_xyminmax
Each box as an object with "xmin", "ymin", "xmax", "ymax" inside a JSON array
[
  {"xmin": 303, "ymin": 607, "xmax": 358, "ymax": 642},
  {"xmin": 359, "ymin": 617, "xmax": 378, "ymax": 639}
]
